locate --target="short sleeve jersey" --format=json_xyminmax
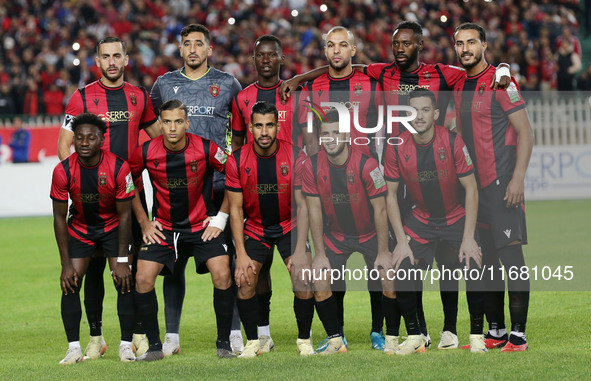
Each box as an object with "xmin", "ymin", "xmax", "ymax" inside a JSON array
[
  {"xmin": 383, "ymin": 125, "xmax": 474, "ymax": 226},
  {"xmin": 50, "ymin": 150, "xmax": 135, "ymax": 237},
  {"xmin": 62, "ymin": 80, "xmax": 157, "ymax": 160}
]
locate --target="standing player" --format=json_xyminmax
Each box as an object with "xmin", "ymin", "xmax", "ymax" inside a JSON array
[
  {"xmin": 51, "ymin": 113, "xmax": 135, "ymax": 364},
  {"xmin": 383, "ymin": 89, "xmax": 486, "ymax": 355},
  {"xmin": 129, "ymin": 100, "xmax": 235, "ymax": 360},
  {"xmin": 302, "ymin": 109, "xmax": 391, "ymax": 354},
  {"xmin": 453, "ymin": 23, "xmax": 534, "ymax": 352},
  {"xmin": 57, "ymin": 36, "xmax": 159, "ymax": 360},
  {"xmin": 226, "ymin": 101, "xmax": 315, "ymax": 357},
  {"xmin": 150, "ymin": 24, "xmax": 243, "ymax": 355}
]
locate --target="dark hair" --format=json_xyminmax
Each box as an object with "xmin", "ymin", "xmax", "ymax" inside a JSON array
[
  {"xmin": 408, "ymin": 88, "xmax": 437, "ymax": 108},
  {"xmin": 312, "ymin": 108, "xmax": 340, "ymax": 130},
  {"xmin": 250, "ymin": 101, "xmax": 278, "ymax": 123},
  {"xmin": 255, "ymin": 35, "xmax": 283, "ymax": 54},
  {"xmin": 159, "ymin": 99, "xmax": 188, "ymax": 118},
  {"xmin": 96, "ymin": 36, "xmax": 126, "ymax": 55},
  {"xmin": 71, "ymin": 113, "xmax": 107, "ymax": 135},
  {"xmin": 454, "ymin": 23, "xmax": 487, "ymax": 43},
  {"xmin": 395, "ymin": 21, "xmax": 423, "ymax": 40},
  {"xmin": 181, "ymin": 24, "xmax": 210, "ymax": 44}
]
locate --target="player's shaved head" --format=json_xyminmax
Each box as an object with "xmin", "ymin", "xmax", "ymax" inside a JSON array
[
  {"xmin": 325, "ymin": 26, "xmax": 355, "ymax": 46},
  {"xmin": 255, "ymin": 35, "xmax": 282, "ymax": 55}
]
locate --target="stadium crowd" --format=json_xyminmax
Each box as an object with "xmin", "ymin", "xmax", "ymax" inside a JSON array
[{"xmin": 0, "ymin": 0, "xmax": 585, "ymax": 118}]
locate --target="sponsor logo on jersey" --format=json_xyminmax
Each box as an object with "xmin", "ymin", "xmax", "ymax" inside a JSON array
[
  {"xmin": 187, "ymin": 105, "xmax": 215, "ymax": 117},
  {"xmin": 369, "ymin": 167, "xmax": 385, "ymax": 189},
  {"xmin": 173, "ymin": 86, "xmax": 180, "ymax": 94},
  {"xmin": 249, "ymin": 183, "xmax": 289, "ymax": 195},
  {"xmin": 327, "ymin": 193, "xmax": 360, "ymax": 204},
  {"xmin": 463, "ymin": 146, "xmax": 473, "ymax": 166},
  {"xmin": 125, "ymin": 173, "xmax": 134, "ymax": 193},
  {"xmin": 503, "ymin": 229, "xmax": 511, "ymax": 238},
  {"xmin": 214, "ymin": 147, "xmax": 227, "ymax": 164},
  {"xmin": 507, "ymin": 82, "xmax": 521, "ymax": 103},
  {"xmin": 97, "ymin": 110, "xmax": 138, "ymax": 123}
]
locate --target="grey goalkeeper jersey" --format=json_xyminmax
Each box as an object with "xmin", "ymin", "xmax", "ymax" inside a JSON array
[{"xmin": 151, "ymin": 67, "xmax": 242, "ymax": 154}]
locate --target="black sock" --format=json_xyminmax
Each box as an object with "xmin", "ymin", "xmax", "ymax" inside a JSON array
[
  {"xmin": 441, "ymin": 291, "xmax": 458, "ymax": 334},
  {"xmin": 214, "ymin": 287, "xmax": 235, "ymax": 342},
  {"xmin": 134, "ymin": 289, "xmax": 161, "ymax": 350},
  {"xmin": 61, "ymin": 282, "xmax": 82, "ymax": 342},
  {"xmin": 231, "ymin": 301, "xmax": 241, "ymax": 331},
  {"xmin": 498, "ymin": 244, "xmax": 529, "ymax": 334},
  {"xmin": 236, "ymin": 295, "xmax": 258, "ymax": 341},
  {"xmin": 117, "ymin": 289, "xmax": 135, "ymax": 342},
  {"xmin": 257, "ymin": 291, "xmax": 272, "ymax": 327},
  {"xmin": 333, "ymin": 291, "xmax": 345, "ymax": 333},
  {"xmin": 466, "ymin": 288, "xmax": 485, "ymax": 334},
  {"xmin": 382, "ymin": 295, "xmax": 400, "ymax": 336},
  {"xmin": 84, "ymin": 257, "xmax": 106, "ymax": 337},
  {"xmin": 315, "ymin": 296, "xmax": 341, "ymax": 337},
  {"xmin": 293, "ymin": 296, "xmax": 314, "ymax": 340},
  {"xmin": 163, "ymin": 255, "xmax": 188, "ymax": 334},
  {"xmin": 416, "ymin": 290, "xmax": 428, "ymax": 336},
  {"xmin": 369, "ymin": 291, "xmax": 383, "ymax": 333}
]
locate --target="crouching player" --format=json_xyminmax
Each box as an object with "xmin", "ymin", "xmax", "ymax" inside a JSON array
[
  {"xmin": 226, "ymin": 101, "xmax": 315, "ymax": 357},
  {"xmin": 383, "ymin": 89, "xmax": 486, "ymax": 355},
  {"xmin": 52, "ymin": 113, "xmax": 136, "ymax": 364},
  {"xmin": 129, "ymin": 100, "xmax": 235, "ymax": 361}
]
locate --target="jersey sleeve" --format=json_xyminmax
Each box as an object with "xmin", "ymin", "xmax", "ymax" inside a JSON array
[
  {"xmin": 230, "ymin": 76, "xmax": 242, "ymax": 98},
  {"xmin": 149, "ymin": 76, "xmax": 163, "ymax": 116},
  {"xmin": 62, "ymin": 90, "xmax": 84, "ymax": 131},
  {"xmin": 115, "ymin": 161, "xmax": 136, "ymax": 201},
  {"xmin": 301, "ymin": 157, "xmax": 318, "ymax": 197},
  {"xmin": 364, "ymin": 63, "xmax": 388, "ymax": 81},
  {"xmin": 209, "ymin": 140, "xmax": 228, "ymax": 174},
  {"xmin": 50, "ymin": 162, "xmax": 69, "ymax": 202},
  {"xmin": 224, "ymin": 153, "xmax": 241, "ymax": 192},
  {"xmin": 495, "ymin": 77, "xmax": 526, "ymax": 114},
  {"xmin": 139, "ymin": 87, "xmax": 158, "ymax": 127},
  {"xmin": 439, "ymin": 64, "xmax": 467, "ymax": 89},
  {"xmin": 362, "ymin": 157, "xmax": 387, "ymax": 198},
  {"xmin": 231, "ymin": 93, "xmax": 247, "ymax": 137},
  {"xmin": 128, "ymin": 145, "xmax": 146, "ymax": 192},
  {"xmin": 296, "ymin": 84, "xmax": 311, "ymax": 129},
  {"xmin": 382, "ymin": 144, "xmax": 400, "ymax": 182},
  {"xmin": 453, "ymin": 133, "xmax": 475, "ymax": 178}
]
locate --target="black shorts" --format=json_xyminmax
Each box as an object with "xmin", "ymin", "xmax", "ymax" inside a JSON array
[
  {"xmin": 244, "ymin": 230, "xmax": 293, "ymax": 264},
  {"xmin": 138, "ymin": 229, "xmax": 229, "ymax": 275},
  {"xmin": 131, "ymin": 189, "xmax": 148, "ymax": 250},
  {"xmin": 404, "ymin": 214, "xmax": 471, "ymax": 270},
  {"xmin": 478, "ymin": 175, "xmax": 528, "ymax": 250},
  {"xmin": 69, "ymin": 229, "xmax": 119, "ymax": 258},
  {"xmin": 323, "ymin": 233, "xmax": 391, "ymax": 269}
]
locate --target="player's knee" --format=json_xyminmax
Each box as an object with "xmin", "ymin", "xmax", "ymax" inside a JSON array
[
  {"xmin": 294, "ymin": 290, "xmax": 313, "ymax": 300},
  {"xmin": 314, "ymin": 290, "xmax": 332, "ymax": 302},
  {"xmin": 237, "ymin": 283, "xmax": 256, "ymax": 299},
  {"xmin": 135, "ymin": 271, "xmax": 155, "ymax": 293},
  {"xmin": 211, "ymin": 267, "xmax": 232, "ymax": 290}
]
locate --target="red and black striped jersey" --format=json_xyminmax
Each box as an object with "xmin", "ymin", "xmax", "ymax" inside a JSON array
[
  {"xmin": 453, "ymin": 65, "xmax": 526, "ymax": 189},
  {"xmin": 302, "ymin": 147, "xmax": 386, "ymax": 243},
  {"xmin": 383, "ymin": 125, "xmax": 474, "ymax": 227},
  {"xmin": 225, "ymin": 139, "xmax": 303, "ymax": 240},
  {"xmin": 62, "ymin": 80, "xmax": 158, "ymax": 160},
  {"xmin": 299, "ymin": 70, "xmax": 383, "ymax": 158},
  {"xmin": 365, "ymin": 62, "xmax": 465, "ymax": 134},
  {"xmin": 129, "ymin": 133, "xmax": 227, "ymax": 233},
  {"xmin": 50, "ymin": 150, "xmax": 135, "ymax": 238},
  {"xmin": 231, "ymin": 81, "xmax": 304, "ymax": 147}
]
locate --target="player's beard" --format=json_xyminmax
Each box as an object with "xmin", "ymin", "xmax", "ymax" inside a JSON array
[
  {"xmin": 185, "ymin": 56, "xmax": 206, "ymax": 71},
  {"xmin": 101, "ymin": 65, "xmax": 124, "ymax": 83},
  {"xmin": 329, "ymin": 55, "xmax": 350, "ymax": 71},
  {"xmin": 255, "ymin": 135, "xmax": 276, "ymax": 151},
  {"xmin": 325, "ymin": 141, "xmax": 347, "ymax": 157},
  {"xmin": 395, "ymin": 48, "xmax": 419, "ymax": 71},
  {"xmin": 460, "ymin": 49, "xmax": 483, "ymax": 69}
]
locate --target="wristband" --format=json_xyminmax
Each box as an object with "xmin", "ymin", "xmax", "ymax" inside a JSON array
[
  {"xmin": 495, "ymin": 66, "xmax": 510, "ymax": 82},
  {"xmin": 116, "ymin": 256, "xmax": 129, "ymax": 263},
  {"xmin": 208, "ymin": 211, "xmax": 229, "ymax": 230}
]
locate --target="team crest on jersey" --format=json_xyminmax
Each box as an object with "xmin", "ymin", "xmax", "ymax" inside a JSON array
[
  {"xmin": 99, "ymin": 172, "xmax": 108, "ymax": 186},
  {"xmin": 129, "ymin": 93, "xmax": 137, "ymax": 106},
  {"xmin": 354, "ymin": 83, "xmax": 363, "ymax": 96},
  {"xmin": 347, "ymin": 170, "xmax": 355, "ymax": 184},
  {"xmin": 423, "ymin": 72, "xmax": 431, "ymax": 81},
  {"xmin": 93, "ymin": 98, "xmax": 99, "ymax": 106},
  {"xmin": 210, "ymin": 83, "xmax": 220, "ymax": 98},
  {"xmin": 478, "ymin": 83, "xmax": 486, "ymax": 96},
  {"xmin": 190, "ymin": 160, "xmax": 198, "ymax": 173},
  {"xmin": 437, "ymin": 147, "xmax": 447, "ymax": 162},
  {"xmin": 280, "ymin": 162, "xmax": 289, "ymax": 177}
]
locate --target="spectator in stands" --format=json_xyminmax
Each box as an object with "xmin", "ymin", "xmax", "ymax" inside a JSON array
[
  {"xmin": 9, "ymin": 117, "xmax": 30, "ymax": 163},
  {"xmin": 0, "ymin": 83, "xmax": 16, "ymax": 115},
  {"xmin": 556, "ymin": 39, "xmax": 582, "ymax": 91},
  {"xmin": 577, "ymin": 65, "xmax": 591, "ymax": 91},
  {"xmin": 44, "ymin": 83, "xmax": 65, "ymax": 116}
]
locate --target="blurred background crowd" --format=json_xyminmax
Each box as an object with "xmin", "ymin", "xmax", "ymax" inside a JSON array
[{"xmin": 0, "ymin": 0, "xmax": 588, "ymax": 120}]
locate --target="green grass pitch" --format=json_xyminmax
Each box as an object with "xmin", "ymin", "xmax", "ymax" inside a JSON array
[{"xmin": 0, "ymin": 200, "xmax": 590, "ymax": 380}]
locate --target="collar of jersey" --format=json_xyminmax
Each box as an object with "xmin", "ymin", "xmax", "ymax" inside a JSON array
[
  {"xmin": 162, "ymin": 134, "xmax": 190, "ymax": 154},
  {"xmin": 328, "ymin": 70, "xmax": 355, "ymax": 81},
  {"xmin": 77, "ymin": 151, "xmax": 104, "ymax": 169},
  {"xmin": 253, "ymin": 139, "xmax": 280, "ymax": 159},
  {"xmin": 415, "ymin": 125, "xmax": 438, "ymax": 147},
  {"xmin": 97, "ymin": 79, "xmax": 125, "ymax": 90},
  {"xmin": 467, "ymin": 64, "xmax": 492, "ymax": 80},
  {"xmin": 327, "ymin": 146, "xmax": 352, "ymax": 168},
  {"xmin": 180, "ymin": 67, "xmax": 211, "ymax": 81},
  {"xmin": 254, "ymin": 80, "xmax": 282, "ymax": 90}
]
